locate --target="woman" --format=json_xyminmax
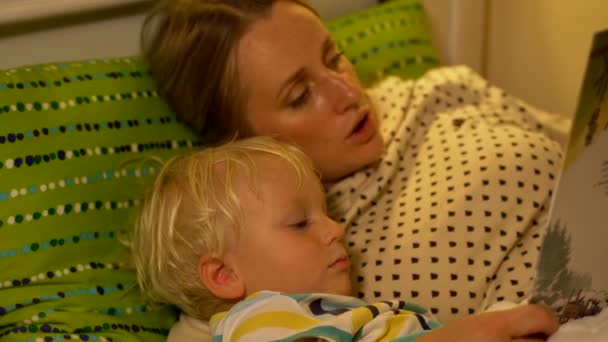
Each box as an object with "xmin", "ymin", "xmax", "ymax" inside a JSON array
[{"xmin": 142, "ymin": 0, "xmax": 566, "ymax": 337}]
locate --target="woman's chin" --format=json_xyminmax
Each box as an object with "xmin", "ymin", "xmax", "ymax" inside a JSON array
[
  {"xmin": 358, "ymin": 133, "xmax": 385, "ymax": 167},
  {"xmin": 321, "ymin": 137, "xmax": 384, "ymax": 183}
]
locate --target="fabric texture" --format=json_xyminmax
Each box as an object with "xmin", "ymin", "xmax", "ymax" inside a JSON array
[
  {"xmin": 0, "ymin": 58, "xmax": 200, "ymax": 341},
  {"xmin": 325, "ymin": 0, "xmax": 440, "ymax": 86},
  {"xmin": 210, "ymin": 291, "xmax": 439, "ymax": 342},
  {"xmin": 327, "ymin": 66, "xmax": 566, "ymax": 323}
]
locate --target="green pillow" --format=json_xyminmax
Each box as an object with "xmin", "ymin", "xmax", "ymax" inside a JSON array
[
  {"xmin": 326, "ymin": 0, "xmax": 439, "ymax": 85},
  {"xmin": 0, "ymin": 57, "xmax": 199, "ymax": 341}
]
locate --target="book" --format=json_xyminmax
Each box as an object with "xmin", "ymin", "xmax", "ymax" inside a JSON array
[{"xmin": 530, "ymin": 29, "xmax": 608, "ymax": 324}]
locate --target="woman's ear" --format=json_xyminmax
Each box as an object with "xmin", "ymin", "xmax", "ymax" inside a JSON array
[{"xmin": 199, "ymin": 254, "xmax": 245, "ymax": 300}]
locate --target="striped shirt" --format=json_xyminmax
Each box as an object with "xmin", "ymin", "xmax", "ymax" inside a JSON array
[{"xmin": 210, "ymin": 291, "xmax": 440, "ymax": 341}]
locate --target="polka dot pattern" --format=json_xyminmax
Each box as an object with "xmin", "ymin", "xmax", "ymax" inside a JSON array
[
  {"xmin": 1, "ymin": 57, "xmax": 139, "ymax": 76},
  {"xmin": 0, "ymin": 139, "xmax": 201, "ymax": 171},
  {"xmin": 0, "ymin": 167, "xmax": 160, "ymax": 203},
  {"xmin": 0, "ymin": 69, "xmax": 151, "ymax": 92},
  {"xmin": 0, "ymin": 230, "xmax": 121, "ymax": 259},
  {"xmin": 0, "ymin": 321, "xmax": 169, "ymax": 342},
  {"xmin": 0, "ymin": 262, "xmax": 125, "ymax": 290},
  {"xmin": 0, "ymin": 116, "xmax": 181, "ymax": 146},
  {"xmin": 1, "ymin": 199, "xmax": 138, "ymax": 230},
  {"xmin": 0, "ymin": 281, "xmax": 133, "ymax": 316},
  {"xmin": 326, "ymin": 66, "xmax": 564, "ymax": 323},
  {"xmin": 0, "ymin": 89, "xmax": 159, "ymax": 116}
]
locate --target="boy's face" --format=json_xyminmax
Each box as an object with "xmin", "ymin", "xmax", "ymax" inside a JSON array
[{"xmin": 226, "ymin": 154, "xmax": 351, "ymax": 296}]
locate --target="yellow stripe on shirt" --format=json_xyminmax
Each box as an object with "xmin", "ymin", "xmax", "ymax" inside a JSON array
[
  {"xmin": 231, "ymin": 311, "xmax": 321, "ymax": 342},
  {"xmin": 210, "ymin": 311, "xmax": 228, "ymax": 327},
  {"xmin": 349, "ymin": 306, "xmax": 375, "ymax": 332},
  {"xmin": 377, "ymin": 312, "xmax": 413, "ymax": 341}
]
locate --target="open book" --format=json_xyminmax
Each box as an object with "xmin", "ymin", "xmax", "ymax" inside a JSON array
[{"xmin": 530, "ymin": 29, "xmax": 608, "ymax": 323}]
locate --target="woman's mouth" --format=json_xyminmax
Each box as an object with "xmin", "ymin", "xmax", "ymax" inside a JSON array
[
  {"xmin": 347, "ymin": 112, "xmax": 376, "ymax": 144},
  {"xmin": 353, "ymin": 116, "xmax": 367, "ymax": 133}
]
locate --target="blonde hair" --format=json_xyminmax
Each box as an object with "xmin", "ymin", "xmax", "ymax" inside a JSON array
[
  {"xmin": 142, "ymin": 0, "xmax": 317, "ymax": 144},
  {"xmin": 132, "ymin": 137, "xmax": 319, "ymax": 320}
]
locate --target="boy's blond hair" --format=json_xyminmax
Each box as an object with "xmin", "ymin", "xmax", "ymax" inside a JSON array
[
  {"xmin": 132, "ymin": 137, "xmax": 319, "ymax": 320},
  {"xmin": 141, "ymin": 0, "xmax": 317, "ymax": 144}
]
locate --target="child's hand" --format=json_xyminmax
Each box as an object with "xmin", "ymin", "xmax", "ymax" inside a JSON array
[{"xmin": 419, "ymin": 304, "xmax": 559, "ymax": 342}]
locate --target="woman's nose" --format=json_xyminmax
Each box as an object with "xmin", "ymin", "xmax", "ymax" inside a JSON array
[{"xmin": 320, "ymin": 72, "xmax": 362, "ymax": 114}]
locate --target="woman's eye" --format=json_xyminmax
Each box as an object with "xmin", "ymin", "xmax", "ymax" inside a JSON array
[
  {"xmin": 327, "ymin": 51, "xmax": 344, "ymax": 70},
  {"xmin": 288, "ymin": 88, "xmax": 310, "ymax": 109}
]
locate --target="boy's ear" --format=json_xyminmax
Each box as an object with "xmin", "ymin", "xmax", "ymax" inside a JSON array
[{"xmin": 199, "ymin": 254, "xmax": 245, "ymax": 301}]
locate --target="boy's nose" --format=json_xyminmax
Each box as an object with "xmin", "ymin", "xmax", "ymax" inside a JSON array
[{"xmin": 322, "ymin": 216, "xmax": 346, "ymax": 244}]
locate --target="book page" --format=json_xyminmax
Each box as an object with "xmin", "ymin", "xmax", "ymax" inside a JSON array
[{"xmin": 531, "ymin": 29, "xmax": 608, "ymax": 323}]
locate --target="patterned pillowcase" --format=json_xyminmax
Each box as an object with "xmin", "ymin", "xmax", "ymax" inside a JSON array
[
  {"xmin": 0, "ymin": 57, "xmax": 200, "ymax": 341},
  {"xmin": 326, "ymin": 0, "xmax": 439, "ymax": 85}
]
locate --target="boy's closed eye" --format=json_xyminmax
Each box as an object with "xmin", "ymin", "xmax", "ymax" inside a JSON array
[{"xmin": 289, "ymin": 219, "xmax": 310, "ymax": 229}]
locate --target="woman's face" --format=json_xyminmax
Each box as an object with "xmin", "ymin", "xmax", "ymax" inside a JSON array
[{"xmin": 236, "ymin": 1, "xmax": 384, "ymax": 183}]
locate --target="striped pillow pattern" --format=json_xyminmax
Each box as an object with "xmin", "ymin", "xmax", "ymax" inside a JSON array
[
  {"xmin": 326, "ymin": 0, "xmax": 439, "ymax": 85},
  {"xmin": 0, "ymin": 57, "xmax": 199, "ymax": 342}
]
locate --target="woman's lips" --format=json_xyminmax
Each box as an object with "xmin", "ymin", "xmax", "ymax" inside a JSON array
[{"xmin": 347, "ymin": 112, "xmax": 376, "ymax": 144}]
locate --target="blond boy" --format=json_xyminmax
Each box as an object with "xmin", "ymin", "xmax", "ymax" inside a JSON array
[{"xmin": 132, "ymin": 137, "xmax": 441, "ymax": 341}]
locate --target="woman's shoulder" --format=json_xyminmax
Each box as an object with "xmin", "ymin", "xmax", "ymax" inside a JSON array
[
  {"xmin": 368, "ymin": 65, "xmax": 485, "ymax": 91},
  {"xmin": 424, "ymin": 65, "xmax": 484, "ymax": 79},
  {"xmin": 366, "ymin": 65, "xmax": 488, "ymax": 112},
  {"xmin": 367, "ymin": 74, "xmax": 412, "ymax": 95}
]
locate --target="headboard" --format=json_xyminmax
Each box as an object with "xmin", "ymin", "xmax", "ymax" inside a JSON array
[{"xmin": 0, "ymin": 0, "xmax": 484, "ymax": 72}]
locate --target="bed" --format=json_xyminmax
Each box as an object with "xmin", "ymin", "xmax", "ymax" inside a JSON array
[{"xmin": 0, "ymin": 0, "xmax": 603, "ymax": 341}]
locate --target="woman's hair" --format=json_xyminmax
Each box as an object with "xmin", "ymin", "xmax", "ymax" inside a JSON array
[
  {"xmin": 132, "ymin": 137, "xmax": 318, "ymax": 320},
  {"xmin": 141, "ymin": 0, "xmax": 317, "ymax": 144}
]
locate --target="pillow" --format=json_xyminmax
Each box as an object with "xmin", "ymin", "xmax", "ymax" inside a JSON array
[
  {"xmin": 325, "ymin": 0, "xmax": 439, "ymax": 85},
  {"xmin": 0, "ymin": 57, "xmax": 199, "ymax": 341}
]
